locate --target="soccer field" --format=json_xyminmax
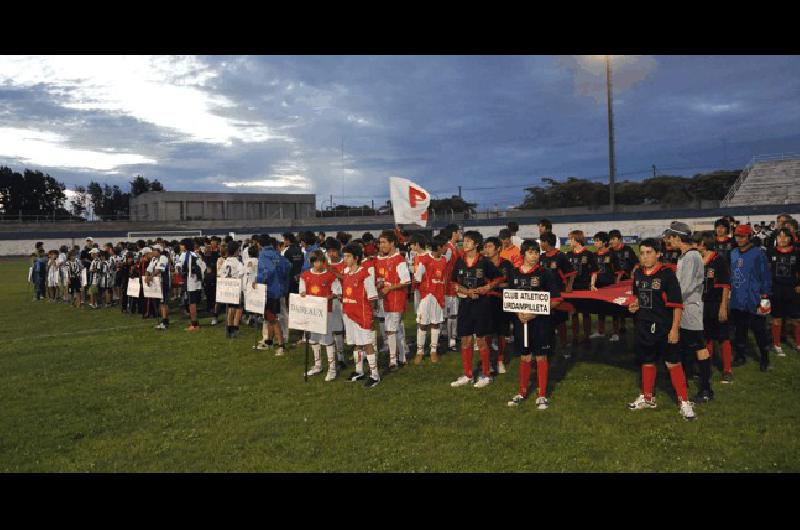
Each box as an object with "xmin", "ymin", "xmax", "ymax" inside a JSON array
[{"xmin": 2, "ymin": 257, "xmax": 799, "ymax": 472}]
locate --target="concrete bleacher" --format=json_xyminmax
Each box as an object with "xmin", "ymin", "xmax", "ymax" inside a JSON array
[{"xmin": 724, "ymin": 155, "xmax": 800, "ymax": 207}]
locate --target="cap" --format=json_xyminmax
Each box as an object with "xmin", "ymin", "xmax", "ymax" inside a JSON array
[
  {"xmin": 142, "ymin": 246, "xmax": 152, "ymax": 254},
  {"xmin": 85, "ymin": 236, "xmax": 93, "ymax": 242},
  {"xmin": 734, "ymin": 224, "xmax": 754, "ymax": 237},
  {"xmin": 663, "ymin": 221, "xmax": 692, "ymax": 237}
]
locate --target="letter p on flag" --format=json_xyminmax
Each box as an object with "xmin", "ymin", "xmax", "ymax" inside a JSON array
[{"xmin": 390, "ymin": 177, "xmax": 431, "ymax": 226}]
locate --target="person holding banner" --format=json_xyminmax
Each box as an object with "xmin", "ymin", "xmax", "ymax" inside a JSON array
[
  {"xmin": 219, "ymin": 241, "xmax": 245, "ymax": 338},
  {"xmin": 506, "ymin": 239, "xmax": 563, "ymax": 409},
  {"xmin": 376, "ymin": 229, "xmax": 412, "ymax": 371},
  {"xmin": 566, "ymin": 230, "xmax": 597, "ymax": 347},
  {"xmin": 300, "ymin": 250, "xmax": 340, "ymax": 380},
  {"xmin": 147, "ymin": 245, "xmax": 172, "ymax": 330},
  {"xmin": 414, "ymin": 235, "xmax": 447, "ymax": 364},
  {"xmin": 539, "ymin": 232, "xmax": 575, "ymax": 357}
]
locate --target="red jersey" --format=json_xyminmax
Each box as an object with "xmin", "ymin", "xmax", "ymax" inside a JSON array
[
  {"xmin": 327, "ymin": 258, "xmax": 347, "ymax": 276},
  {"xmin": 444, "ymin": 241, "xmax": 460, "ymax": 296},
  {"xmin": 342, "ymin": 266, "xmax": 377, "ymax": 329},
  {"xmin": 416, "ymin": 253, "xmax": 448, "ymax": 307},
  {"xmin": 299, "ymin": 269, "xmax": 337, "ymax": 312},
  {"xmin": 375, "ymin": 252, "xmax": 410, "ymax": 313},
  {"xmin": 411, "ymin": 251, "xmax": 426, "ymax": 292}
]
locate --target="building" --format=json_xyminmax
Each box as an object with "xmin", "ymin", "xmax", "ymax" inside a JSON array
[{"xmin": 129, "ymin": 191, "xmax": 316, "ymax": 222}]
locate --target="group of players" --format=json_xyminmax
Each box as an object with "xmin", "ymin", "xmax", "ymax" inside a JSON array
[{"xmin": 28, "ymin": 213, "xmax": 800, "ymax": 420}]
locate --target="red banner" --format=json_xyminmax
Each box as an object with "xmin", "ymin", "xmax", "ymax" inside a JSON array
[{"xmin": 557, "ymin": 280, "xmax": 635, "ymax": 312}]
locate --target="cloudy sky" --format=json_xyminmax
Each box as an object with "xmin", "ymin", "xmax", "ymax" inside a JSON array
[{"xmin": 1, "ymin": 55, "xmax": 799, "ymax": 209}]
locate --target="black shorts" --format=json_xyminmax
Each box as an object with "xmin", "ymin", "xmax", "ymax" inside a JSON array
[
  {"xmin": 552, "ymin": 307, "xmax": 569, "ymax": 326},
  {"xmin": 635, "ymin": 320, "xmax": 680, "ymax": 364},
  {"xmin": 679, "ymin": 328, "xmax": 706, "ymax": 355},
  {"xmin": 513, "ymin": 315, "xmax": 554, "ymax": 357},
  {"xmin": 69, "ymin": 278, "xmax": 81, "ymax": 294},
  {"xmin": 457, "ymin": 298, "xmax": 495, "ymax": 337},
  {"xmin": 115, "ymin": 274, "xmax": 124, "ymax": 288},
  {"xmin": 188, "ymin": 290, "xmax": 202, "ymax": 305},
  {"xmin": 265, "ymin": 297, "xmax": 281, "ymax": 321},
  {"xmin": 488, "ymin": 297, "xmax": 512, "ymax": 335},
  {"xmin": 703, "ymin": 303, "xmax": 730, "ymax": 341},
  {"xmin": 772, "ymin": 286, "xmax": 800, "ymax": 319}
]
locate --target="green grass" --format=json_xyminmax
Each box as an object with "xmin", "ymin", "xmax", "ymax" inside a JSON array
[{"xmin": 2, "ymin": 256, "xmax": 799, "ymax": 472}]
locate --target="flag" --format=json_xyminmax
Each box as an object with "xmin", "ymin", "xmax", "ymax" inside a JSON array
[{"xmin": 389, "ymin": 177, "xmax": 430, "ymax": 226}]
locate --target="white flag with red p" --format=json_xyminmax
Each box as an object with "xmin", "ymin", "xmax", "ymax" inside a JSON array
[{"xmin": 390, "ymin": 177, "xmax": 430, "ymax": 226}]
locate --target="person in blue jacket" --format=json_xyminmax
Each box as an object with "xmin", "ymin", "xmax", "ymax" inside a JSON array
[
  {"xmin": 254, "ymin": 235, "xmax": 291, "ymax": 355},
  {"xmin": 729, "ymin": 224, "xmax": 773, "ymax": 371}
]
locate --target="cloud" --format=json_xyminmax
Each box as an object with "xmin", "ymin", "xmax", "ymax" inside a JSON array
[{"xmin": 558, "ymin": 55, "xmax": 659, "ymax": 103}]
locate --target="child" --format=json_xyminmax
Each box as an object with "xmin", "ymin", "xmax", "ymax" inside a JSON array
[
  {"xmin": 539, "ymin": 232, "xmax": 575, "ymax": 357},
  {"xmin": 216, "ymin": 241, "xmax": 243, "ymax": 338},
  {"xmin": 300, "ymin": 249, "xmax": 340, "ymax": 379},
  {"xmin": 176, "ymin": 239, "xmax": 205, "ymax": 331},
  {"xmin": 766, "ymin": 228, "xmax": 800, "ymax": 356},
  {"xmin": 325, "ymin": 238, "xmax": 348, "ymax": 369},
  {"xmin": 566, "ymin": 230, "xmax": 598, "ymax": 346},
  {"xmin": 58, "ymin": 245, "xmax": 69, "ymax": 303},
  {"xmin": 590, "ymin": 231, "xmax": 619, "ymax": 340},
  {"xmin": 482, "ymin": 236, "xmax": 517, "ymax": 374},
  {"xmin": 87, "ymin": 248, "xmax": 101, "ymax": 308},
  {"xmin": 506, "ymin": 239, "xmax": 563, "ymax": 409},
  {"xmin": 375, "ymin": 229, "xmax": 412, "ymax": 370},
  {"xmin": 147, "ymin": 245, "xmax": 172, "ymax": 330},
  {"xmin": 46, "ymin": 250, "xmax": 60, "ymax": 301},
  {"xmin": 608, "ymin": 229, "xmax": 636, "ymax": 341},
  {"xmin": 414, "ymin": 235, "xmax": 448, "ymax": 364},
  {"xmin": 695, "ymin": 231, "xmax": 733, "ymax": 383},
  {"xmin": 66, "ymin": 250, "xmax": 83, "ymax": 309},
  {"xmin": 119, "ymin": 252, "xmax": 135, "ymax": 313}
]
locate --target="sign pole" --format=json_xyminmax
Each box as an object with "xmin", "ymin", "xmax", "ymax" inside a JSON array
[{"xmin": 304, "ymin": 334, "xmax": 309, "ymax": 382}]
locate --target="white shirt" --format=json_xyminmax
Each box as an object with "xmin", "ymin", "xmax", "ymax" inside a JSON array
[{"xmin": 177, "ymin": 251, "xmax": 205, "ymax": 292}]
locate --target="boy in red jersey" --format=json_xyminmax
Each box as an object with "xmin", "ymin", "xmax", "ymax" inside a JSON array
[
  {"xmin": 300, "ymin": 250, "xmax": 340, "ymax": 381},
  {"xmin": 441, "ymin": 224, "xmax": 463, "ymax": 351},
  {"xmin": 414, "ymin": 235, "xmax": 449, "ymax": 364},
  {"xmin": 376, "ymin": 230, "xmax": 412, "ymax": 371},
  {"xmin": 325, "ymin": 237, "xmax": 348, "ymax": 369}
]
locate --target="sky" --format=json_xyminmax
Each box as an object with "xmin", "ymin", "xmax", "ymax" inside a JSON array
[{"xmin": 1, "ymin": 55, "xmax": 799, "ymax": 210}]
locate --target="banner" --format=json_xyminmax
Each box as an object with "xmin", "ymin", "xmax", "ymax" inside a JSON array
[
  {"xmin": 390, "ymin": 177, "xmax": 430, "ymax": 226},
  {"xmin": 244, "ymin": 283, "xmax": 267, "ymax": 314},
  {"xmin": 288, "ymin": 293, "xmax": 328, "ymax": 334},
  {"xmin": 143, "ymin": 276, "xmax": 162, "ymax": 300},
  {"xmin": 127, "ymin": 277, "xmax": 141, "ymax": 297},
  {"xmin": 215, "ymin": 277, "xmax": 241, "ymax": 305},
  {"xmin": 502, "ymin": 289, "xmax": 551, "ymax": 315},
  {"xmin": 561, "ymin": 280, "xmax": 635, "ymax": 307},
  {"xmin": 80, "ymin": 268, "xmax": 87, "ymax": 288}
]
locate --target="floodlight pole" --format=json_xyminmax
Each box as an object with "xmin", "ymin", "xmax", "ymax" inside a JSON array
[{"xmin": 606, "ymin": 55, "xmax": 617, "ymax": 213}]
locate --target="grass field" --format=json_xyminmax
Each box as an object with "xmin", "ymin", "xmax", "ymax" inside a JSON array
[{"xmin": 2, "ymin": 256, "xmax": 799, "ymax": 472}]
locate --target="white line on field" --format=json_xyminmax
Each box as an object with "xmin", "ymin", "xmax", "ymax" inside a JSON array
[{"xmin": 5, "ymin": 322, "xmax": 163, "ymax": 343}]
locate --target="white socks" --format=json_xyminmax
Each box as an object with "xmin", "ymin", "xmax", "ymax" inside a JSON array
[
  {"xmin": 353, "ymin": 350, "xmax": 364, "ymax": 374},
  {"xmin": 417, "ymin": 328, "xmax": 427, "ymax": 352},
  {"xmin": 388, "ymin": 332, "xmax": 398, "ymax": 365},
  {"xmin": 261, "ymin": 321, "xmax": 270, "ymax": 342},
  {"xmin": 397, "ymin": 324, "xmax": 408, "ymax": 361},
  {"xmin": 366, "ymin": 353, "xmax": 379, "ymax": 380},
  {"xmin": 325, "ymin": 344, "xmax": 336, "ymax": 370},
  {"xmin": 334, "ymin": 334, "xmax": 344, "ymax": 361},
  {"xmin": 430, "ymin": 326, "xmax": 440, "ymax": 351},
  {"xmin": 448, "ymin": 317, "xmax": 457, "ymax": 340},
  {"xmin": 312, "ymin": 343, "xmax": 321, "ymax": 369}
]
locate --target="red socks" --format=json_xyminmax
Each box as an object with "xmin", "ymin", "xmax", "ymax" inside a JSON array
[
  {"xmin": 536, "ymin": 358, "xmax": 549, "ymax": 398},
  {"xmin": 461, "ymin": 344, "xmax": 473, "ymax": 378},
  {"xmin": 721, "ymin": 340, "xmax": 732, "ymax": 374},
  {"xmin": 706, "ymin": 341, "xmax": 714, "ymax": 358},
  {"xmin": 498, "ymin": 336, "xmax": 507, "ymax": 363},
  {"xmin": 519, "ymin": 360, "xmax": 531, "ymax": 397},
  {"xmin": 642, "ymin": 364, "xmax": 657, "ymax": 400},
  {"xmin": 668, "ymin": 364, "xmax": 689, "ymax": 402},
  {"xmin": 772, "ymin": 321, "xmax": 782, "ymax": 347},
  {"xmin": 795, "ymin": 322, "xmax": 800, "ymax": 346},
  {"xmin": 479, "ymin": 345, "xmax": 491, "ymax": 377}
]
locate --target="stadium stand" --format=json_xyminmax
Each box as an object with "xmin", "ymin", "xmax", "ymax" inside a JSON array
[{"xmin": 722, "ymin": 153, "xmax": 800, "ymax": 207}]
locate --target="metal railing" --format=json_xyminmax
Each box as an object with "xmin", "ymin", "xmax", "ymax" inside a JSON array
[{"xmin": 721, "ymin": 153, "xmax": 800, "ymax": 208}]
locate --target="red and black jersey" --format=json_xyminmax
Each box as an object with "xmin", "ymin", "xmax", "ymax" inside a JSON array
[
  {"xmin": 767, "ymin": 246, "xmax": 800, "ymax": 288},
  {"xmin": 633, "ymin": 264, "xmax": 683, "ymax": 328},
  {"xmin": 660, "ymin": 246, "xmax": 680, "ymax": 272},
  {"xmin": 715, "ymin": 236, "xmax": 734, "ymax": 264},
  {"xmin": 540, "ymin": 249, "xmax": 575, "ymax": 291},
  {"xmin": 609, "ymin": 243, "xmax": 637, "ymax": 278},
  {"xmin": 488, "ymin": 257, "xmax": 517, "ymax": 298},
  {"xmin": 702, "ymin": 251, "xmax": 731, "ymax": 305},
  {"xmin": 451, "ymin": 254, "xmax": 500, "ymax": 293},
  {"xmin": 508, "ymin": 264, "xmax": 563, "ymax": 306},
  {"xmin": 566, "ymin": 249, "xmax": 597, "ymax": 290},
  {"xmin": 594, "ymin": 248, "xmax": 619, "ymax": 287}
]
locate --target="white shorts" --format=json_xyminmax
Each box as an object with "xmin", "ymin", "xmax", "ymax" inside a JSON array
[
  {"xmin": 343, "ymin": 313, "xmax": 374, "ymax": 346},
  {"xmin": 309, "ymin": 312, "xmax": 336, "ymax": 345},
  {"xmin": 445, "ymin": 295, "xmax": 459, "ymax": 318},
  {"xmin": 384, "ymin": 312, "xmax": 403, "ymax": 332},
  {"xmin": 413, "ymin": 289, "xmax": 421, "ymax": 314},
  {"xmin": 416, "ymin": 294, "xmax": 445, "ymax": 325},
  {"xmin": 331, "ymin": 299, "xmax": 344, "ymax": 333}
]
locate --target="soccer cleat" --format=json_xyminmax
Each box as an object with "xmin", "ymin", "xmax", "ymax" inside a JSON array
[
  {"xmin": 387, "ymin": 364, "xmax": 399, "ymax": 373},
  {"xmin": 609, "ymin": 334, "xmax": 620, "ymax": 342},
  {"xmin": 535, "ymin": 396, "xmax": 549, "ymax": 410},
  {"xmin": 497, "ymin": 361, "xmax": 506, "ymax": 374},
  {"xmin": 680, "ymin": 400, "xmax": 697, "ymax": 421},
  {"xmin": 693, "ymin": 390, "xmax": 714, "ymax": 403},
  {"xmin": 628, "ymin": 394, "xmax": 657, "ymax": 410},
  {"xmin": 274, "ymin": 347, "xmax": 286, "ymax": 357},
  {"xmin": 398, "ymin": 360, "xmax": 406, "ymax": 368},
  {"xmin": 774, "ymin": 345, "xmax": 786, "ymax": 357},
  {"xmin": 589, "ymin": 332, "xmax": 605, "ymax": 339},
  {"xmin": 210, "ymin": 318, "xmax": 218, "ymax": 326},
  {"xmin": 449, "ymin": 339, "xmax": 457, "ymax": 351},
  {"xmin": 185, "ymin": 324, "xmax": 200, "ymax": 332},
  {"xmin": 255, "ymin": 341, "xmax": 271, "ymax": 351},
  {"xmin": 430, "ymin": 351, "xmax": 439, "ymax": 363},
  {"xmin": 347, "ymin": 371, "xmax": 365, "ymax": 382},
  {"xmin": 474, "ymin": 376, "xmax": 492, "ymax": 388},
  {"xmin": 324, "ymin": 370, "xmax": 337, "ymax": 382},
  {"xmin": 507, "ymin": 394, "xmax": 526, "ymax": 407},
  {"xmin": 450, "ymin": 375, "xmax": 472, "ymax": 387},
  {"xmin": 364, "ymin": 376, "xmax": 381, "ymax": 389},
  {"xmin": 721, "ymin": 372, "xmax": 733, "ymax": 384},
  {"xmin": 414, "ymin": 352, "xmax": 424, "ymax": 365},
  {"xmin": 230, "ymin": 329, "xmax": 239, "ymax": 339},
  {"xmin": 306, "ymin": 366, "xmax": 323, "ymax": 377},
  {"xmin": 154, "ymin": 322, "xmax": 167, "ymax": 330}
]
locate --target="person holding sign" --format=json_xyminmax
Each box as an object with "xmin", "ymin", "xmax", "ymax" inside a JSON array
[
  {"xmin": 147, "ymin": 245, "xmax": 171, "ymax": 330},
  {"xmin": 449, "ymin": 231, "xmax": 501, "ymax": 389},
  {"xmin": 300, "ymin": 250, "xmax": 340, "ymax": 380},
  {"xmin": 336, "ymin": 244, "xmax": 380, "ymax": 387},
  {"xmin": 218, "ymin": 241, "xmax": 245, "ymax": 338},
  {"xmin": 506, "ymin": 240, "xmax": 563, "ymax": 409},
  {"xmin": 376, "ymin": 229, "xmax": 412, "ymax": 371}
]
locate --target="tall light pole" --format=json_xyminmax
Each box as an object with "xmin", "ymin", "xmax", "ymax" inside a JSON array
[{"xmin": 605, "ymin": 55, "xmax": 616, "ymax": 212}]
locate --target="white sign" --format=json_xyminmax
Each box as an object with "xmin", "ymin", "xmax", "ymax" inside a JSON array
[
  {"xmin": 28, "ymin": 266, "xmax": 32, "ymax": 283},
  {"xmin": 502, "ymin": 289, "xmax": 551, "ymax": 315},
  {"xmin": 288, "ymin": 293, "xmax": 328, "ymax": 334},
  {"xmin": 80, "ymin": 268, "xmax": 87, "ymax": 288},
  {"xmin": 390, "ymin": 177, "xmax": 430, "ymax": 226},
  {"xmin": 244, "ymin": 283, "xmax": 267, "ymax": 314},
  {"xmin": 215, "ymin": 277, "xmax": 241, "ymax": 305},
  {"xmin": 143, "ymin": 276, "xmax": 163, "ymax": 300},
  {"xmin": 127, "ymin": 278, "xmax": 141, "ymax": 297}
]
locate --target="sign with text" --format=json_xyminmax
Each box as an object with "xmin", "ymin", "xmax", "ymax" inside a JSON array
[
  {"xmin": 244, "ymin": 283, "xmax": 267, "ymax": 314},
  {"xmin": 502, "ymin": 289, "xmax": 551, "ymax": 315},
  {"xmin": 143, "ymin": 276, "xmax": 162, "ymax": 300},
  {"xmin": 288, "ymin": 293, "xmax": 328, "ymax": 334},
  {"xmin": 127, "ymin": 277, "xmax": 141, "ymax": 297},
  {"xmin": 215, "ymin": 277, "xmax": 241, "ymax": 305}
]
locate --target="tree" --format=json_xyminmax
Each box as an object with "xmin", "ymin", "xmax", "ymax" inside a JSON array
[
  {"xmin": 0, "ymin": 166, "xmax": 66, "ymax": 215},
  {"xmin": 429, "ymin": 195, "xmax": 476, "ymax": 214},
  {"xmin": 130, "ymin": 175, "xmax": 165, "ymax": 197}
]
